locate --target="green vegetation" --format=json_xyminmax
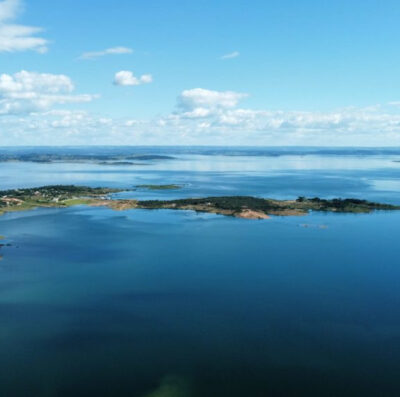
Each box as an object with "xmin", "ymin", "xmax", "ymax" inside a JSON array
[
  {"xmin": 0, "ymin": 185, "xmax": 121, "ymax": 215},
  {"xmin": 136, "ymin": 184, "xmax": 182, "ymax": 190},
  {"xmin": 0, "ymin": 185, "xmax": 120, "ymax": 198},
  {"xmin": 294, "ymin": 196, "xmax": 397, "ymax": 213},
  {"xmin": 1, "ymin": 185, "xmax": 399, "ymax": 219},
  {"xmin": 138, "ymin": 196, "xmax": 274, "ymax": 211},
  {"xmin": 62, "ymin": 198, "xmax": 97, "ymax": 206},
  {"xmin": 137, "ymin": 196, "xmax": 400, "ymax": 217}
]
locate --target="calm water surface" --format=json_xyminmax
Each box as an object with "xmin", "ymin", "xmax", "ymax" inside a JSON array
[{"xmin": 1, "ymin": 147, "xmax": 400, "ymax": 396}]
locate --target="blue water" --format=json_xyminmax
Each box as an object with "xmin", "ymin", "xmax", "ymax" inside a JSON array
[{"xmin": 1, "ymin": 147, "xmax": 400, "ymax": 396}]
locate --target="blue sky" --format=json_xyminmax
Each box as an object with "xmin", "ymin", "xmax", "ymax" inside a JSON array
[{"xmin": 1, "ymin": 0, "xmax": 400, "ymax": 146}]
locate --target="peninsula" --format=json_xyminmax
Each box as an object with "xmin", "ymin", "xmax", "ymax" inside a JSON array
[{"xmin": 1, "ymin": 185, "xmax": 399, "ymax": 219}]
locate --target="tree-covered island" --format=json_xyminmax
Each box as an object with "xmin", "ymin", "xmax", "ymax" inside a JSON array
[
  {"xmin": 1, "ymin": 185, "xmax": 399, "ymax": 219},
  {"xmin": 135, "ymin": 184, "xmax": 182, "ymax": 190}
]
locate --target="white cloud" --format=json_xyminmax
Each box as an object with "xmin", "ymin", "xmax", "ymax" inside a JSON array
[
  {"xmin": 2, "ymin": 85, "xmax": 400, "ymax": 146},
  {"xmin": 0, "ymin": 0, "xmax": 19, "ymax": 21},
  {"xmin": 125, "ymin": 120, "xmax": 138, "ymax": 127},
  {"xmin": 180, "ymin": 107, "xmax": 211, "ymax": 119},
  {"xmin": 3, "ymin": 103, "xmax": 400, "ymax": 146},
  {"xmin": 179, "ymin": 88, "xmax": 247, "ymax": 110},
  {"xmin": 113, "ymin": 70, "xmax": 153, "ymax": 86},
  {"xmin": 0, "ymin": 0, "xmax": 48, "ymax": 53},
  {"xmin": 0, "ymin": 70, "xmax": 97, "ymax": 115},
  {"xmin": 220, "ymin": 51, "xmax": 240, "ymax": 60},
  {"xmin": 139, "ymin": 74, "xmax": 153, "ymax": 84},
  {"xmin": 79, "ymin": 46, "xmax": 133, "ymax": 60},
  {"xmin": 153, "ymin": 89, "xmax": 400, "ymax": 145}
]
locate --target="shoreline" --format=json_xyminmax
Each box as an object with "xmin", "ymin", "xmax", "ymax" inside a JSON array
[{"xmin": 1, "ymin": 185, "xmax": 400, "ymax": 220}]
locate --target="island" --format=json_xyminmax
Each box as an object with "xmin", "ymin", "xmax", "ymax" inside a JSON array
[
  {"xmin": 1, "ymin": 185, "xmax": 399, "ymax": 219},
  {"xmin": 0, "ymin": 153, "xmax": 175, "ymax": 163},
  {"xmin": 97, "ymin": 161, "xmax": 143, "ymax": 166},
  {"xmin": 135, "ymin": 184, "xmax": 182, "ymax": 190}
]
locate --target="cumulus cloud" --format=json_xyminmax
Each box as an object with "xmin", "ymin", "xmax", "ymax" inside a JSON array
[
  {"xmin": 0, "ymin": 0, "xmax": 48, "ymax": 53},
  {"xmin": 179, "ymin": 88, "xmax": 247, "ymax": 110},
  {"xmin": 153, "ymin": 89, "xmax": 400, "ymax": 145},
  {"xmin": 220, "ymin": 51, "xmax": 240, "ymax": 60},
  {"xmin": 2, "ymin": 84, "xmax": 400, "ymax": 146},
  {"xmin": 180, "ymin": 107, "xmax": 211, "ymax": 119},
  {"xmin": 79, "ymin": 46, "xmax": 133, "ymax": 60},
  {"xmin": 0, "ymin": 70, "xmax": 97, "ymax": 115},
  {"xmin": 113, "ymin": 70, "xmax": 153, "ymax": 86}
]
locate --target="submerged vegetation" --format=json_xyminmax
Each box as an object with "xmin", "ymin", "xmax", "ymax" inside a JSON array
[
  {"xmin": 143, "ymin": 375, "xmax": 192, "ymax": 397},
  {"xmin": 0, "ymin": 235, "xmax": 11, "ymax": 261},
  {"xmin": 1, "ymin": 185, "xmax": 399, "ymax": 219}
]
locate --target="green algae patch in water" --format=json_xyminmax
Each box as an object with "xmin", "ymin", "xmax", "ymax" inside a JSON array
[{"xmin": 143, "ymin": 376, "xmax": 192, "ymax": 397}]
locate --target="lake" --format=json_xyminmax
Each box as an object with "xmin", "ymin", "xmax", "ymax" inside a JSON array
[{"xmin": 1, "ymin": 147, "xmax": 400, "ymax": 396}]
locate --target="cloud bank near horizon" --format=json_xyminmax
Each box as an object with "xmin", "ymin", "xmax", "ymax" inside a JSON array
[{"xmin": 2, "ymin": 82, "xmax": 400, "ymax": 146}]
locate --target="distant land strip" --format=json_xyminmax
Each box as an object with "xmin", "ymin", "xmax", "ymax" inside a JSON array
[
  {"xmin": 1, "ymin": 185, "xmax": 399, "ymax": 220},
  {"xmin": 0, "ymin": 154, "xmax": 175, "ymax": 163}
]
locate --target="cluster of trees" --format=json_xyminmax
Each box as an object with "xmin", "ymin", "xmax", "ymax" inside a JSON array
[
  {"xmin": 296, "ymin": 196, "xmax": 396, "ymax": 211},
  {"xmin": 139, "ymin": 196, "xmax": 278, "ymax": 211},
  {"xmin": 0, "ymin": 185, "xmax": 119, "ymax": 200}
]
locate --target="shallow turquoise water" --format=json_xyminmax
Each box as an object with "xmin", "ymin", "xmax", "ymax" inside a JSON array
[{"xmin": 1, "ymin": 148, "xmax": 400, "ymax": 396}]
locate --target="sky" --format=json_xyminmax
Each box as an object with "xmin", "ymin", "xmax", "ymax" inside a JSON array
[{"xmin": 1, "ymin": 0, "xmax": 400, "ymax": 146}]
